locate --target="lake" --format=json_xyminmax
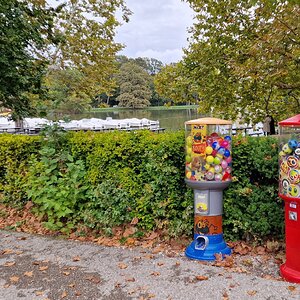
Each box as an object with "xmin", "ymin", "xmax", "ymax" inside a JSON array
[{"xmin": 68, "ymin": 107, "xmax": 204, "ymax": 131}]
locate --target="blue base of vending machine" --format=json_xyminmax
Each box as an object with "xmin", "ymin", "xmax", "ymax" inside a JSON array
[{"xmin": 185, "ymin": 234, "xmax": 231, "ymax": 261}]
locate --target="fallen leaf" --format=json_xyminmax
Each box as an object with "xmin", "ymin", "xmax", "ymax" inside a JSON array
[
  {"xmin": 247, "ymin": 290, "xmax": 257, "ymax": 296},
  {"xmin": 39, "ymin": 266, "xmax": 48, "ymax": 271},
  {"xmin": 287, "ymin": 286, "xmax": 297, "ymax": 292},
  {"xmin": 3, "ymin": 284, "xmax": 10, "ymax": 288},
  {"xmin": 150, "ymin": 272, "xmax": 160, "ymax": 276},
  {"xmin": 146, "ymin": 232, "xmax": 158, "ymax": 240},
  {"xmin": 72, "ymin": 256, "xmax": 81, "ymax": 262},
  {"xmin": 35, "ymin": 291, "xmax": 44, "ymax": 296},
  {"xmin": 222, "ymin": 290, "xmax": 229, "ymax": 300},
  {"xmin": 123, "ymin": 226, "xmax": 136, "ymax": 237},
  {"xmin": 126, "ymin": 238, "xmax": 136, "ymax": 246},
  {"xmin": 10, "ymin": 276, "xmax": 19, "ymax": 283},
  {"xmin": 157, "ymin": 262, "xmax": 164, "ymax": 266},
  {"xmin": 75, "ymin": 291, "xmax": 82, "ymax": 296},
  {"xmin": 24, "ymin": 271, "xmax": 33, "ymax": 277},
  {"xmin": 131, "ymin": 217, "xmax": 139, "ymax": 225},
  {"xmin": 234, "ymin": 242, "xmax": 251, "ymax": 255},
  {"xmin": 85, "ymin": 275, "xmax": 101, "ymax": 284},
  {"xmin": 61, "ymin": 291, "xmax": 68, "ymax": 298},
  {"xmin": 255, "ymin": 246, "xmax": 266, "ymax": 255},
  {"xmin": 118, "ymin": 262, "xmax": 128, "ymax": 269},
  {"xmin": 63, "ymin": 271, "xmax": 70, "ymax": 276},
  {"xmin": 147, "ymin": 293, "xmax": 156, "ymax": 298},
  {"xmin": 125, "ymin": 277, "xmax": 135, "ymax": 282},
  {"xmin": 4, "ymin": 261, "xmax": 16, "ymax": 267},
  {"xmin": 175, "ymin": 262, "xmax": 180, "ymax": 266},
  {"xmin": 195, "ymin": 275, "xmax": 209, "ymax": 281},
  {"xmin": 1, "ymin": 249, "xmax": 14, "ymax": 255},
  {"xmin": 68, "ymin": 283, "xmax": 76, "ymax": 288}
]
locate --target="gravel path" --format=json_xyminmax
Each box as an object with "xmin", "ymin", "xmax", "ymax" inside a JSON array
[{"xmin": 0, "ymin": 230, "xmax": 299, "ymax": 300}]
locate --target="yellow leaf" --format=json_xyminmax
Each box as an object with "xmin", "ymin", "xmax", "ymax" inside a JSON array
[
  {"xmin": 118, "ymin": 262, "xmax": 128, "ymax": 269},
  {"xmin": 61, "ymin": 291, "xmax": 68, "ymax": 298},
  {"xmin": 24, "ymin": 271, "xmax": 33, "ymax": 277},
  {"xmin": 10, "ymin": 276, "xmax": 19, "ymax": 283},
  {"xmin": 4, "ymin": 261, "xmax": 16, "ymax": 267}
]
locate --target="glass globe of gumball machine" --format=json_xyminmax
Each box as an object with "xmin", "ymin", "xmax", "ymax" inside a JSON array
[
  {"xmin": 185, "ymin": 117, "xmax": 232, "ymax": 261},
  {"xmin": 278, "ymin": 114, "xmax": 300, "ymax": 283}
]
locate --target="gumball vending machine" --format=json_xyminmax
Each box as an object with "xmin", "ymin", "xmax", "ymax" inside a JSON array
[
  {"xmin": 278, "ymin": 114, "xmax": 300, "ymax": 283},
  {"xmin": 185, "ymin": 117, "xmax": 232, "ymax": 260}
]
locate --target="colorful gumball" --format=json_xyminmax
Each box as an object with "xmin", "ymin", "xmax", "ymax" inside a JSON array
[
  {"xmin": 222, "ymin": 172, "xmax": 231, "ymax": 181},
  {"xmin": 225, "ymin": 156, "xmax": 232, "ymax": 164},
  {"xmin": 282, "ymin": 143, "xmax": 293, "ymax": 154},
  {"xmin": 220, "ymin": 140, "xmax": 229, "ymax": 148},
  {"xmin": 208, "ymin": 167, "xmax": 215, "ymax": 174},
  {"xmin": 212, "ymin": 149, "xmax": 218, "ymax": 157},
  {"xmin": 205, "ymin": 146, "xmax": 213, "ymax": 155},
  {"xmin": 204, "ymin": 163, "xmax": 210, "ymax": 170},
  {"xmin": 225, "ymin": 167, "xmax": 232, "ymax": 174},
  {"xmin": 214, "ymin": 156, "xmax": 221, "ymax": 165},
  {"xmin": 214, "ymin": 165, "xmax": 222, "ymax": 173},
  {"xmin": 206, "ymin": 171, "xmax": 214, "ymax": 180},
  {"xmin": 288, "ymin": 139, "xmax": 298, "ymax": 150},
  {"xmin": 221, "ymin": 160, "xmax": 228, "ymax": 169},
  {"xmin": 224, "ymin": 136, "xmax": 231, "ymax": 142},
  {"xmin": 211, "ymin": 132, "xmax": 219, "ymax": 138},
  {"xmin": 212, "ymin": 141, "xmax": 220, "ymax": 150},
  {"xmin": 206, "ymin": 155, "xmax": 214, "ymax": 164},
  {"xmin": 217, "ymin": 147, "xmax": 225, "ymax": 156},
  {"xmin": 224, "ymin": 149, "xmax": 231, "ymax": 157},
  {"xmin": 214, "ymin": 173, "xmax": 222, "ymax": 181}
]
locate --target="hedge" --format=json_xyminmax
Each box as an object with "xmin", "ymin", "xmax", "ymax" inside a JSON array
[{"xmin": 0, "ymin": 130, "xmax": 284, "ymax": 240}]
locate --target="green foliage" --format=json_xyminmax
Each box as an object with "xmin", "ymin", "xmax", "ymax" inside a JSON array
[
  {"xmin": 174, "ymin": 0, "xmax": 300, "ymax": 122},
  {"xmin": 26, "ymin": 126, "xmax": 90, "ymax": 232},
  {"xmin": 116, "ymin": 62, "xmax": 152, "ymax": 108},
  {"xmin": 0, "ymin": 131, "xmax": 284, "ymax": 241},
  {"xmin": 0, "ymin": 0, "xmax": 59, "ymax": 117},
  {"xmin": 224, "ymin": 136, "xmax": 284, "ymax": 241},
  {"xmin": 0, "ymin": 135, "xmax": 40, "ymax": 206}
]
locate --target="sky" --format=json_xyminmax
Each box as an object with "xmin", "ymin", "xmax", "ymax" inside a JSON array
[{"xmin": 115, "ymin": 0, "xmax": 194, "ymax": 64}]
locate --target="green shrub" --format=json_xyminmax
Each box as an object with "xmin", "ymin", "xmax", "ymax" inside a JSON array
[{"xmin": 0, "ymin": 131, "xmax": 284, "ymax": 241}]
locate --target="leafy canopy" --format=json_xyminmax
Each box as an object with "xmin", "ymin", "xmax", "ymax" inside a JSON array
[{"xmin": 155, "ymin": 0, "xmax": 300, "ymax": 123}]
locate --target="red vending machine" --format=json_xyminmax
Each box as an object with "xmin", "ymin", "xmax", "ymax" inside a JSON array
[{"xmin": 278, "ymin": 114, "xmax": 300, "ymax": 283}]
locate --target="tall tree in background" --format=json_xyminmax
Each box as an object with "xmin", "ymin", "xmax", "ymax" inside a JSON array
[
  {"xmin": 116, "ymin": 62, "xmax": 151, "ymax": 108},
  {"xmin": 47, "ymin": 0, "xmax": 131, "ymax": 99},
  {"xmin": 154, "ymin": 62, "xmax": 199, "ymax": 105},
  {"xmin": 178, "ymin": 0, "xmax": 299, "ymax": 122},
  {"xmin": 0, "ymin": 0, "xmax": 59, "ymax": 119}
]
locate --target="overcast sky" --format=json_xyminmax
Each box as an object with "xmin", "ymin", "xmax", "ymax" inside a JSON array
[{"xmin": 116, "ymin": 0, "xmax": 194, "ymax": 64}]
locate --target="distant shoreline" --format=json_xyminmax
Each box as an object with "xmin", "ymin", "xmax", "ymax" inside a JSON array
[{"xmin": 90, "ymin": 105, "xmax": 199, "ymax": 113}]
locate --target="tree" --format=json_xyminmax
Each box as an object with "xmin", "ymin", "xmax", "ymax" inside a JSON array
[
  {"xmin": 179, "ymin": 0, "xmax": 300, "ymax": 122},
  {"xmin": 48, "ymin": 0, "xmax": 131, "ymax": 98},
  {"xmin": 0, "ymin": 0, "xmax": 58, "ymax": 118},
  {"xmin": 116, "ymin": 62, "xmax": 151, "ymax": 108},
  {"xmin": 154, "ymin": 62, "xmax": 199, "ymax": 105},
  {"xmin": 41, "ymin": 68, "xmax": 91, "ymax": 114}
]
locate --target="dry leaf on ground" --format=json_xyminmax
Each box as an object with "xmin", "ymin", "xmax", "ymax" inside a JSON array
[
  {"xmin": 195, "ymin": 275, "xmax": 209, "ymax": 281},
  {"xmin": 118, "ymin": 262, "xmax": 128, "ymax": 269},
  {"xmin": 24, "ymin": 271, "xmax": 33, "ymax": 277}
]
